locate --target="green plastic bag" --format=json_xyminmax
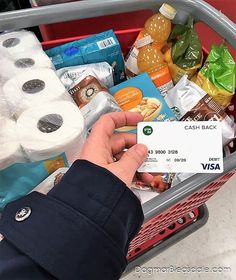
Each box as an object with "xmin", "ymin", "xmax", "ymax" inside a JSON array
[
  {"xmin": 196, "ymin": 44, "xmax": 236, "ymax": 108},
  {"xmin": 168, "ymin": 16, "xmax": 202, "ymax": 69},
  {"xmin": 201, "ymin": 44, "xmax": 235, "ymax": 92}
]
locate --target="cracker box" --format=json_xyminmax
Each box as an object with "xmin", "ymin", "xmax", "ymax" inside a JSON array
[{"xmin": 46, "ymin": 30, "xmax": 125, "ymax": 84}]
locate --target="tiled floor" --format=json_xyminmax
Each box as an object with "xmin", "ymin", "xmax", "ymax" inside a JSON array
[{"xmin": 123, "ymin": 173, "xmax": 236, "ymax": 280}]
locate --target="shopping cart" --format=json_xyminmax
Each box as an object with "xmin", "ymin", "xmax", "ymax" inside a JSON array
[{"xmin": 0, "ymin": 0, "xmax": 235, "ymax": 271}]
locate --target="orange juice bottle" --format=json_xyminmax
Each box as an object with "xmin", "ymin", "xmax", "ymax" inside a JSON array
[
  {"xmin": 144, "ymin": 3, "xmax": 176, "ymax": 44},
  {"xmin": 125, "ymin": 3, "xmax": 176, "ymax": 96},
  {"xmin": 137, "ymin": 43, "xmax": 174, "ymax": 97},
  {"xmin": 136, "ymin": 4, "xmax": 176, "ymax": 97}
]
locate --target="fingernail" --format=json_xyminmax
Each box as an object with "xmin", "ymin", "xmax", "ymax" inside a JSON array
[{"xmin": 135, "ymin": 144, "xmax": 148, "ymax": 158}]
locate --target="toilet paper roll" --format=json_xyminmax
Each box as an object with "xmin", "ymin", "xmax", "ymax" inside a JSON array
[
  {"xmin": 0, "ymin": 30, "xmax": 41, "ymax": 55},
  {"xmin": 3, "ymin": 68, "xmax": 69, "ymax": 117},
  {"xmin": 0, "ymin": 87, "xmax": 11, "ymax": 118},
  {"xmin": 17, "ymin": 101, "xmax": 85, "ymax": 162},
  {"xmin": 0, "ymin": 51, "xmax": 54, "ymax": 80},
  {"xmin": 0, "ymin": 117, "xmax": 23, "ymax": 170}
]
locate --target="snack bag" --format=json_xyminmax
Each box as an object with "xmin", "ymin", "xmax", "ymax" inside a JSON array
[
  {"xmin": 56, "ymin": 62, "xmax": 114, "ymax": 89},
  {"xmin": 165, "ymin": 75, "xmax": 236, "ymax": 146},
  {"xmin": 165, "ymin": 16, "xmax": 202, "ymax": 84},
  {"xmin": 195, "ymin": 44, "xmax": 236, "ymax": 109},
  {"xmin": 66, "ymin": 69, "xmax": 121, "ymax": 131},
  {"xmin": 134, "ymin": 173, "xmax": 174, "ymax": 193}
]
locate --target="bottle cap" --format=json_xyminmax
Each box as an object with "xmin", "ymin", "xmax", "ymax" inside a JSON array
[{"xmin": 159, "ymin": 3, "xmax": 177, "ymax": 20}]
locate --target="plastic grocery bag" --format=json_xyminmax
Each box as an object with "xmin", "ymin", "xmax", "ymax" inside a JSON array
[{"xmin": 195, "ymin": 44, "xmax": 236, "ymax": 108}]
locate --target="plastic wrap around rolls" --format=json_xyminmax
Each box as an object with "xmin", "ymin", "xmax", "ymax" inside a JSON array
[
  {"xmin": 17, "ymin": 101, "xmax": 85, "ymax": 162},
  {"xmin": 0, "ymin": 117, "xmax": 23, "ymax": 170},
  {"xmin": 0, "ymin": 30, "xmax": 41, "ymax": 55},
  {"xmin": 0, "ymin": 87, "xmax": 10, "ymax": 118},
  {"xmin": 3, "ymin": 68, "xmax": 68, "ymax": 117},
  {"xmin": 0, "ymin": 51, "xmax": 54, "ymax": 80}
]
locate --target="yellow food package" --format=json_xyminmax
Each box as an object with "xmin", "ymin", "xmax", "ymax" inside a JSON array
[
  {"xmin": 164, "ymin": 48, "xmax": 202, "ymax": 84},
  {"xmin": 195, "ymin": 44, "xmax": 235, "ymax": 109},
  {"xmin": 195, "ymin": 72, "xmax": 234, "ymax": 109}
]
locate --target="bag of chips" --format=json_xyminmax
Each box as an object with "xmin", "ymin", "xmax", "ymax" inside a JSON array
[
  {"xmin": 164, "ymin": 16, "xmax": 202, "ymax": 84},
  {"xmin": 195, "ymin": 44, "xmax": 236, "ymax": 109}
]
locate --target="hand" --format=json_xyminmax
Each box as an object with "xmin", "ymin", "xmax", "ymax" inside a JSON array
[{"xmin": 79, "ymin": 112, "xmax": 153, "ymax": 186}]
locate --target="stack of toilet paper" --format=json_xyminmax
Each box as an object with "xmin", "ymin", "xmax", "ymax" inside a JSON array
[{"xmin": 0, "ymin": 30, "xmax": 85, "ymax": 169}]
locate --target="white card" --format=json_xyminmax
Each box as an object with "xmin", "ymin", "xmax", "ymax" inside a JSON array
[{"xmin": 137, "ymin": 121, "xmax": 223, "ymax": 173}]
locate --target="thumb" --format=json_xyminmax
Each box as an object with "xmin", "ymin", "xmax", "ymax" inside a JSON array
[{"xmin": 118, "ymin": 144, "xmax": 148, "ymax": 183}]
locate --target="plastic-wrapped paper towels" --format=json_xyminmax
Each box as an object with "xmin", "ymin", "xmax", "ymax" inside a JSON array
[
  {"xmin": 17, "ymin": 100, "xmax": 85, "ymax": 163},
  {"xmin": 0, "ymin": 116, "xmax": 23, "ymax": 169},
  {"xmin": 3, "ymin": 68, "xmax": 68, "ymax": 117},
  {"xmin": 0, "ymin": 30, "xmax": 41, "ymax": 55}
]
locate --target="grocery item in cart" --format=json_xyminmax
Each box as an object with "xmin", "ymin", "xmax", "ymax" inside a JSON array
[
  {"xmin": 80, "ymin": 91, "xmax": 121, "ymax": 131},
  {"xmin": 137, "ymin": 45, "xmax": 174, "ymax": 97},
  {"xmin": 165, "ymin": 16, "xmax": 202, "ymax": 84},
  {"xmin": 56, "ymin": 62, "xmax": 114, "ymax": 89},
  {"xmin": 45, "ymin": 30, "xmax": 125, "ymax": 84},
  {"xmin": 31, "ymin": 167, "xmax": 68, "ymax": 195},
  {"xmin": 195, "ymin": 44, "xmax": 236, "ymax": 109},
  {"xmin": 165, "ymin": 75, "xmax": 236, "ymax": 146},
  {"xmin": 69, "ymin": 71, "xmax": 110, "ymax": 108},
  {"xmin": 65, "ymin": 69, "xmax": 121, "ymax": 130},
  {"xmin": 109, "ymin": 73, "xmax": 176, "ymax": 132},
  {"xmin": 0, "ymin": 154, "xmax": 68, "ymax": 211},
  {"xmin": 0, "ymin": 30, "xmax": 41, "ymax": 55},
  {"xmin": 17, "ymin": 100, "xmax": 85, "ymax": 163},
  {"xmin": 0, "ymin": 50, "xmax": 54, "ymax": 80},
  {"xmin": 0, "ymin": 116, "xmax": 23, "ymax": 170},
  {"xmin": 134, "ymin": 173, "xmax": 174, "ymax": 193},
  {"xmin": 125, "ymin": 3, "xmax": 176, "ymax": 77},
  {"xmin": 2, "ymin": 68, "xmax": 69, "ymax": 117}
]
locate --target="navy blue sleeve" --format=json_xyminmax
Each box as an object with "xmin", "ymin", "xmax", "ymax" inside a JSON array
[{"xmin": 0, "ymin": 160, "xmax": 144, "ymax": 280}]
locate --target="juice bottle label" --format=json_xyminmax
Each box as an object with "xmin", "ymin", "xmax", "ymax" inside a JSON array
[
  {"xmin": 125, "ymin": 46, "xmax": 139, "ymax": 77},
  {"xmin": 149, "ymin": 65, "xmax": 174, "ymax": 97},
  {"xmin": 125, "ymin": 31, "xmax": 166, "ymax": 78},
  {"xmin": 136, "ymin": 35, "xmax": 153, "ymax": 48},
  {"xmin": 125, "ymin": 31, "xmax": 144, "ymax": 77}
]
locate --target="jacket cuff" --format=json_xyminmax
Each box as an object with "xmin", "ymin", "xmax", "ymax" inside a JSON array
[
  {"xmin": 0, "ymin": 192, "xmax": 127, "ymax": 280},
  {"xmin": 48, "ymin": 160, "xmax": 144, "ymax": 249},
  {"xmin": 0, "ymin": 160, "xmax": 144, "ymax": 279}
]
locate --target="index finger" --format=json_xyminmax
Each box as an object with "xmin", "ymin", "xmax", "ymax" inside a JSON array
[{"xmin": 90, "ymin": 112, "xmax": 143, "ymax": 139}]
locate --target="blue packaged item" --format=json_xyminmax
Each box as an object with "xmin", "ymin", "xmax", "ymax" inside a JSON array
[
  {"xmin": 46, "ymin": 30, "xmax": 125, "ymax": 84},
  {"xmin": 109, "ymin": 73, "xmax": 176, "ymax": 132},
  {"xmin": 0, "ymin": 154, "xmax": 68, "ymax": 212}
]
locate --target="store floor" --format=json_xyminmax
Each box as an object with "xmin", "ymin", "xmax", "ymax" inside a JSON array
[{"xmin": 122, "ymin": 173, "xmax": 236, "ymax": 280}]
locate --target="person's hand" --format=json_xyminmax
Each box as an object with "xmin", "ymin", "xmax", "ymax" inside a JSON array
[{"xmin": 79, "ymin": 111, "xmax": 153, "ymax": 186}]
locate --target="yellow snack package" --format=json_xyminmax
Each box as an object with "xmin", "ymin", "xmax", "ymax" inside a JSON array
[
  {"xmin": 195, "ymin": 44, "xmax": 236, "ymax": 109},
  {"xmin": 164, "ymin": 47, "xmax": 202, "ymax": 84}
]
